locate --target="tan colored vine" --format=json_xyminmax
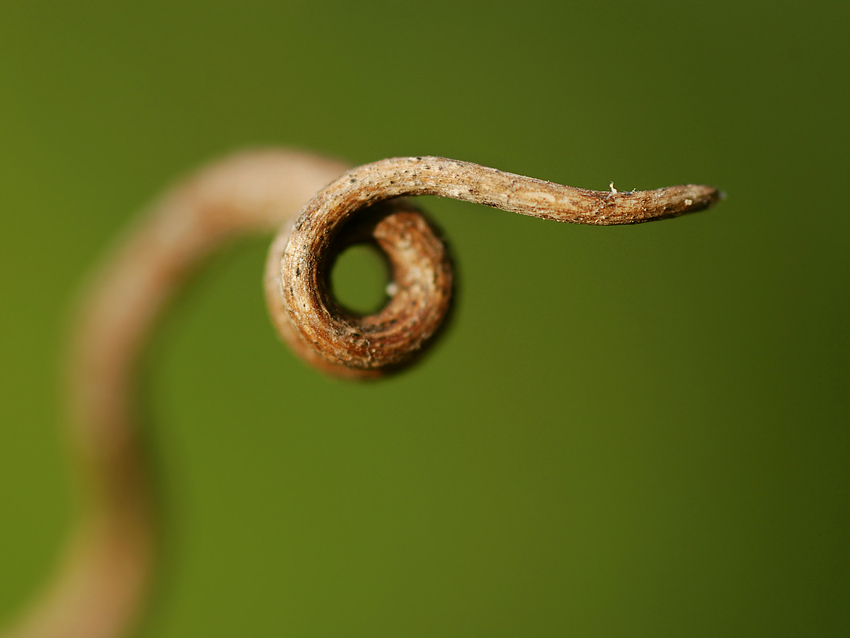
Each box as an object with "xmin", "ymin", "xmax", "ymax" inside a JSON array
[{"xmin": 3, "ymin": 149, "xmax": 720, "ymax": 638}]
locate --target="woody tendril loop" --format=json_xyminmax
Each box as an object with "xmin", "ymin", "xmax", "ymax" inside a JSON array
[
  {"xmin": 271, "ymin": 155, "xmax": 720, "ymax": 378},
  {"xmin": 4, "ymin": 150, "xmax": 720, "ymax": 638}
]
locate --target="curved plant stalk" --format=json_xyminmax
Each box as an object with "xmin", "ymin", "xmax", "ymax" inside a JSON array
[{"xmin": 3, "ymin": 150, "xmax": 720, "ymax": 638}]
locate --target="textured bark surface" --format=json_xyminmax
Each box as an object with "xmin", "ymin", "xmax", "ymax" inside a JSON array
[
  {"xmin": 2, "ymin": 150, "xmax": 720, "ymax": 638},
  {"xmin": 275, "ymin": 156, "xmax": 719, "ymax": 374}
]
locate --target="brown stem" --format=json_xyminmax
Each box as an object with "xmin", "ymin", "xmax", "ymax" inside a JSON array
[
  {"xmin": 3, "ymin": 150, "xmax": 720, "ymax": 638},
  {"xmin": 270, "ymin": 156, "xmax": 720, "ymax": 375}
]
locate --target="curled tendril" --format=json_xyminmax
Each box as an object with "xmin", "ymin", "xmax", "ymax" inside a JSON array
[
  {"xmin": 3, "ymin": 150, "xmax": 720, "ymax": 638},
  {"xmin": 269, "ymin": 156, "xmax": 719, "ymax": 377}
]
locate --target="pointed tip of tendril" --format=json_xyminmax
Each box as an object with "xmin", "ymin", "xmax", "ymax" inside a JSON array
[
  {"xmin": 688, "ymin": 183, "xmax": 724, "ymax": 209},
  {"xmin": 603, "ymin": 182, "xmax": 722, "ymax": 224},
  {"xmin": 664, "ymin": 183, "xmax": 723, "ymax": 215}
]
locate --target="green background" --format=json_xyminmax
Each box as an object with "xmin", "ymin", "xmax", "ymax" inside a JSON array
[{"xmin": 1, "ymin": 1, "xmax": 848, "ymax": 636}]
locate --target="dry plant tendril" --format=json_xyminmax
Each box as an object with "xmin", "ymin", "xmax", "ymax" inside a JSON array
[
  {"xmin": 3, "ymin": 150, "xmax": 720, "ymax": 638},
  {"xmin": 272, "ymin": 156, "xmax": 720, "ymax": 377}
]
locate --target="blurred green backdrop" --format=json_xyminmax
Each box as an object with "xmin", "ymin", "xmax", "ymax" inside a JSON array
[{"xmin": 1, "ymin": 1, "xmax": 847, "ymax": 636}]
